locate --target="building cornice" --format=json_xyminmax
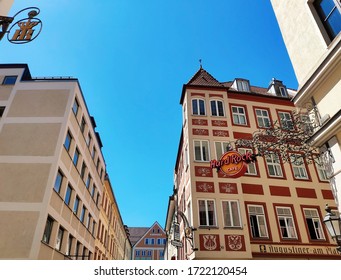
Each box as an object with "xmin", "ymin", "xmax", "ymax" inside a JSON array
[{"xmin": 293, "ymin": 39, "xmax": 341, "ymax": 106}]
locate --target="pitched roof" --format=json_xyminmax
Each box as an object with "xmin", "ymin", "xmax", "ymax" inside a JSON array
[
  {"xmin": 127, "ymin": 227, "xmax": 149, "ymax": 246},
  {"xmin": 186, "ymin": 66, "xmax": 223, "ymax": 87}
]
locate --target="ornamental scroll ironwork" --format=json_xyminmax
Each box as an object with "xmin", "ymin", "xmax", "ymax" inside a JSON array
[
  {"xmin": 0, "ymin": 7, "xmax": 42, "ymax": 44},
  {"xmin": 233, "ymin": 102, "xmax": 322, "ymax": 166}
]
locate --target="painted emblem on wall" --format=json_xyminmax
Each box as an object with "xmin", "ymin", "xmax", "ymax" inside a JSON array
[
  {"xmin": 199, "ymin": 234, "xmax": 220, "ymax": 251},
  {"xmin": 225, "ymin": 235, "xmax": 246, "ymax": 251}
]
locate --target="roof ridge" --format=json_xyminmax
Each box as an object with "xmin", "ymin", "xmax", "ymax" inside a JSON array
[{"xmin": 186, "ymin": 67, "xmax": 223, "ymax": 87}]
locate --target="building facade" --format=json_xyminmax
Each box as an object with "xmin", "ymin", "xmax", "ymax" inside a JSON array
[
  {"xmin": 0, "ymin": 64, "xmax": 107, "ymax": 259},
  {"xmin": 165, "ymin": 67, "xmax": 341, "ymax": 260},
  {"xmin": 94, "ymin": 174, "xmax": 132, "ymax": 260},
  {"xmin": 0, "ymin": 0, "xmax": 13, "ymax": 15},
  {"xmin": 129, "ymin": 222, "xmax": 166, "ymax": 260},
  {"xmin": 270, "ymin": 0, "xmax": 341, "ymax": 214}
]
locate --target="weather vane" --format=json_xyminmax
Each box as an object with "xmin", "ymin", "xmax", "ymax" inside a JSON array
[{"xmin": 0, "ymin": 7, "xmax": 42, "ymax": 44}]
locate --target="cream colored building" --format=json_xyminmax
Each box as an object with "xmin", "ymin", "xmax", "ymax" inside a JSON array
[
  {"xmin": 94, "ymin": 175, "xmax": 132, "ymax": 260},
  {"xmin": 271, "ymin": 1, "xmax": 341, "ymax": 212},
  {"xmin": 0, "ymin": 64, "xmax": 106, "ymax": 259},
  {"xmin": 0, "ymin": 0, "xmax": 13, "ymax": 15},
  {"xmin": 165, "ymin": 67, "xmax": 341, "ymax": 260}
]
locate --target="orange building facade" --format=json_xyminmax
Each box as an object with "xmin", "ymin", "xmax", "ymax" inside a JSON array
[
  {"xmin": 130, "ymin": 222, "xmax": 166, "ymax": 260},
  {"xmin": 165, "ymin": 67, "xmax": 341, "ymax": 260}
]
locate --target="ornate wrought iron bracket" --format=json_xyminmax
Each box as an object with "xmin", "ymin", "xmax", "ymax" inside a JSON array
[{"xmin": 0, "ymin": 7, "xmax": 42, "ymax": 44}]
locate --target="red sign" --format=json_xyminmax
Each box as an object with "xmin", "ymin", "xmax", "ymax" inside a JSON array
[{"xmin": 210, "ymin": 150, "xmax": 253, "ymax": 178}]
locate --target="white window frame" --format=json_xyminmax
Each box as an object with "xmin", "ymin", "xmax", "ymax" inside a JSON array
[
  {"xmin": 210, "ymin": 100, "xmax": 225, "ymax": 117},
  {"xmin": 279, "ymin": 86, "xmax": 288, "ymax": 97},
  {"xmin": 238, "ymin": 147, "xmax": 257, "ymax": 175},
  {"xmin": 232, "ymin": 105, "xmax": 247, "ymax": 125},
  {"xmin": 278, "ymin": 111, "xmax": 294, "ymax": 130},
  {"xmin": 255, "ymin": 108, "xmax": 271, "ymax": 128},
  {"xmin": 222, "ymin": 200, "xmax": 242, "ymax": 228},
  {"xmin": 192, "ymin": 98, "xmax": 206, "ymax": 116},
  {"xmin": 198, "ymin": 199, "xmax": 217, "ymax": 227},
  {"xmin": 315, "ymin": 157, "xmax": 329, "ymax": 181},
  {"xmin": 214, "ymin": 141, "xmax": 230, "ymax": 159},
  {"xmin": 194, "ymin": 140, "xmax": 210, "ymax": 162},
  {"xmin": 236, "ymin": 79, "xmax": 250, "ymax": 92},
  {"xmin": 266, "ymin": 153, "xmax": 283, "ymax": 177},
  {"xmin": 290, "ymin": 153, "xmax": 309, "ymax": 179},
  {"xmin": 248, "ymin": 205, "xmax": 269, "ymax": 238},
  {"xmin": 303, "ymin": 208, "xmax": 325, "ymax": 240},
  {"xmin": 276, "ymin": 207, "xmax": 297, "ymax": 239}
]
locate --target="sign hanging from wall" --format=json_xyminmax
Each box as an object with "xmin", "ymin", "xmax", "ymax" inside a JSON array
[
  {"xmin": 210, "ymin": 150, "xmax": 256, "ymax": 178},
  {"xmin": 0, "ymin": 7, "xmax": 42, "ymax": 44}
]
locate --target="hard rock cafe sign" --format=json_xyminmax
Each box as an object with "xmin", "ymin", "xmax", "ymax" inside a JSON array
[
  {"xmin": 0, "ymin": 7, "xmax": 42, "ymax": 44},
  {"xmin": 210, "ymin": 149, "xmax": 256, "ymax": 178}
]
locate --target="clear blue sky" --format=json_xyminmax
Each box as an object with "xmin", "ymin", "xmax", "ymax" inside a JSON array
[{"xmin": 2, "ymin": 1, "xmax": 298, "ymax": 227}]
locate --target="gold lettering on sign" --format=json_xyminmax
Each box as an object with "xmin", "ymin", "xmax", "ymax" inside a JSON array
[{"xmin": 11, "ymin": 19, "xmax": 38, "ymax": 41}]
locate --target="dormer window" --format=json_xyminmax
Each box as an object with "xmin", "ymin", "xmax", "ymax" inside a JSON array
[
  {"xmin": 236, "ymin": 79, "xmax": 250, "ymax": 92},
  {"xmin": 279, "ymin": 86, "xmax": 288, "ymax": 97}
]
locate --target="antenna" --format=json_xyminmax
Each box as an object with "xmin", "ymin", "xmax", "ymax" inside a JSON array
[{"xmin": 199, "ymin": 59, "xmax": 202, "ymax": 69}]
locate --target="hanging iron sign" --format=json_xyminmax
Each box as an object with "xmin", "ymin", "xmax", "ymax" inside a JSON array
[{"xmin": 0, "ymin": 7, "xmax": 42, "ymax": 44}]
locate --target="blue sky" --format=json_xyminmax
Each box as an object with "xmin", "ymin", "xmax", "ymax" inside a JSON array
[{"xmin": 1, "ymin": 1, "xmax": 298, "ymax": 227}]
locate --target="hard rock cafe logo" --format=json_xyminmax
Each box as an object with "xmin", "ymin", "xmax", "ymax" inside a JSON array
[
  {"xmin": 210, "ymin": 149, "xmax": 256, "ymax": 178},
  {"xmin": 0, "ymin": 7, "xmax": 42, "ymax": 44}
]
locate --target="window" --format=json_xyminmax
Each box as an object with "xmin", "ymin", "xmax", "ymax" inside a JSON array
[
  {"xmin": 194, "ymin": 140, "xmax": 210, "ymax": 161},
  {"xmin": 65, "ymin": 184, "xmax": 72, "ymax": 206},
  {"xmin": 279, "ymin": 86, "xmax": 288, "ymax": 97},
  {"xmin": 64, "ymin": 131, "xmax": 72, "ymax": 151},
  {"xmin": 54, "ymin": 170, "xmax": 63, "ymax": 193},
  {"xmin": 80, "ymin": 117, "xmax": 86, "ymax": 133},
  {"xmin": 290, "ymin": 154, "xmax": 309, "ymax": 179},
  {"xmin": 73, "ymin": 196, "xmax": 80, "ymax": 214},
  {"xmin": 314, "ymin": 0, "xmax": 341, "ymax": 40},
  {"xmin": 315, "ymin": 157, "xmax": 329, "ymax": 181},
  {"xmin": 67, "ymin": 235, "xmax": 74, "ymax": 256},
  {"xmin": 80, "ymin": 206, "xmax": 86, "ymax": 223},
  {"xmin": 198, "ymin": 199, "xmax": 216, "ymax": 226},
  {"xmin": 86, "ymin": 132, "xmax": 92, "ymax": 147},
  {"xmin": 210, "ymin": 100, "xmax": 224, "ymax": 116},
  {"xmin": 222, "ymin": 200, "xmax": 241, "ymax": 228},
  {"xmin": 0, "ymin": 106, "xmax": 5, "ymax": 117},
  {"xmin": 92, "ymin": 147, "xmax": 96, "ymax": 159},
  {"xmin": 239, "ymin": 148, "xmax": 257, "ymax": 175},
  {"xmin": 232, "ymin": 106, "xmax": 247, "ymax": 125},
  {"xmin": 303, "ymin": 208, "xmax": 325, "ymax": 240},
  {"xmin": 2, "ymin": 76, "xmax": 17, "ymax": 85},
  {"xmin": 80, "ymin": 162, "xmax": 87, "ymax": 179},
  {"xmin": 73, "ymin": 148, "xmax": 80, "ymax": 166},
  {"xmin": 42, "ymin": 216, "xmax": 54, "ymax": 244},
  {"xmin": 86, "ymin": 213, "xmax": 91, "ymax": 229},
  {"xmin": 192, "ymin": 99, "xmax": 206, "ymax": 115},
  {"xmin": 91, "ymin": 184, "xmax": 96, "ymax": 198},
  {"xmin": 278, "ymin": 111, "xmax": 294, "ymax": 130},
  {"xmin": 255, "ymin": 108, "xmax": 271, "ymax": 128},
  {"xmin": 248, "ymin": 205, "xmax": 268, "ymax": 238},
  {"xmin": 85, "ymin": 174, "xmax": 91, "ymax": 189},
  {"xmin": 236, "ymin": 79, "xmax": 250, "ymax": 92},
  {"xmin": 265, "ymin": 153, "xmax": 283, "ymax": 177},
  {"xmin": 276, "ymin": 207, "xmax": 297, "ymax": 239},
  {"xmin": 215, "ymin": 141, "xmax": 231, "ymax": 159},
  {"xmin": 145, "ymin": 238, "xmax": 155, "ymax": 245},
  {"xmin": 75, "ymin": 241, "xmax": 81, "ymax": 259},
  {"xmin": 72, "ymin": 99, "xmax": 79, "ymax": 116},
  {"xmin": 56, "ymin": 227, "xmax": 64, "ymax": 251}
]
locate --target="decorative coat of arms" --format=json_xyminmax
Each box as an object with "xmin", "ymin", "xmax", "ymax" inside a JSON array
[
  {"xmin": 227, "ymin": 235, "xmax": 243, "ymax": 251},
  {"xmin": 203, "ymin": 234, "xmax": 218, "ymax": 251}
]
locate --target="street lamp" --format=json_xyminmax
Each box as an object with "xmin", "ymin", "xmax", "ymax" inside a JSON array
[{"xmin": 323, "ymin": 204, "xmax": 341, "ymax": 253}]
